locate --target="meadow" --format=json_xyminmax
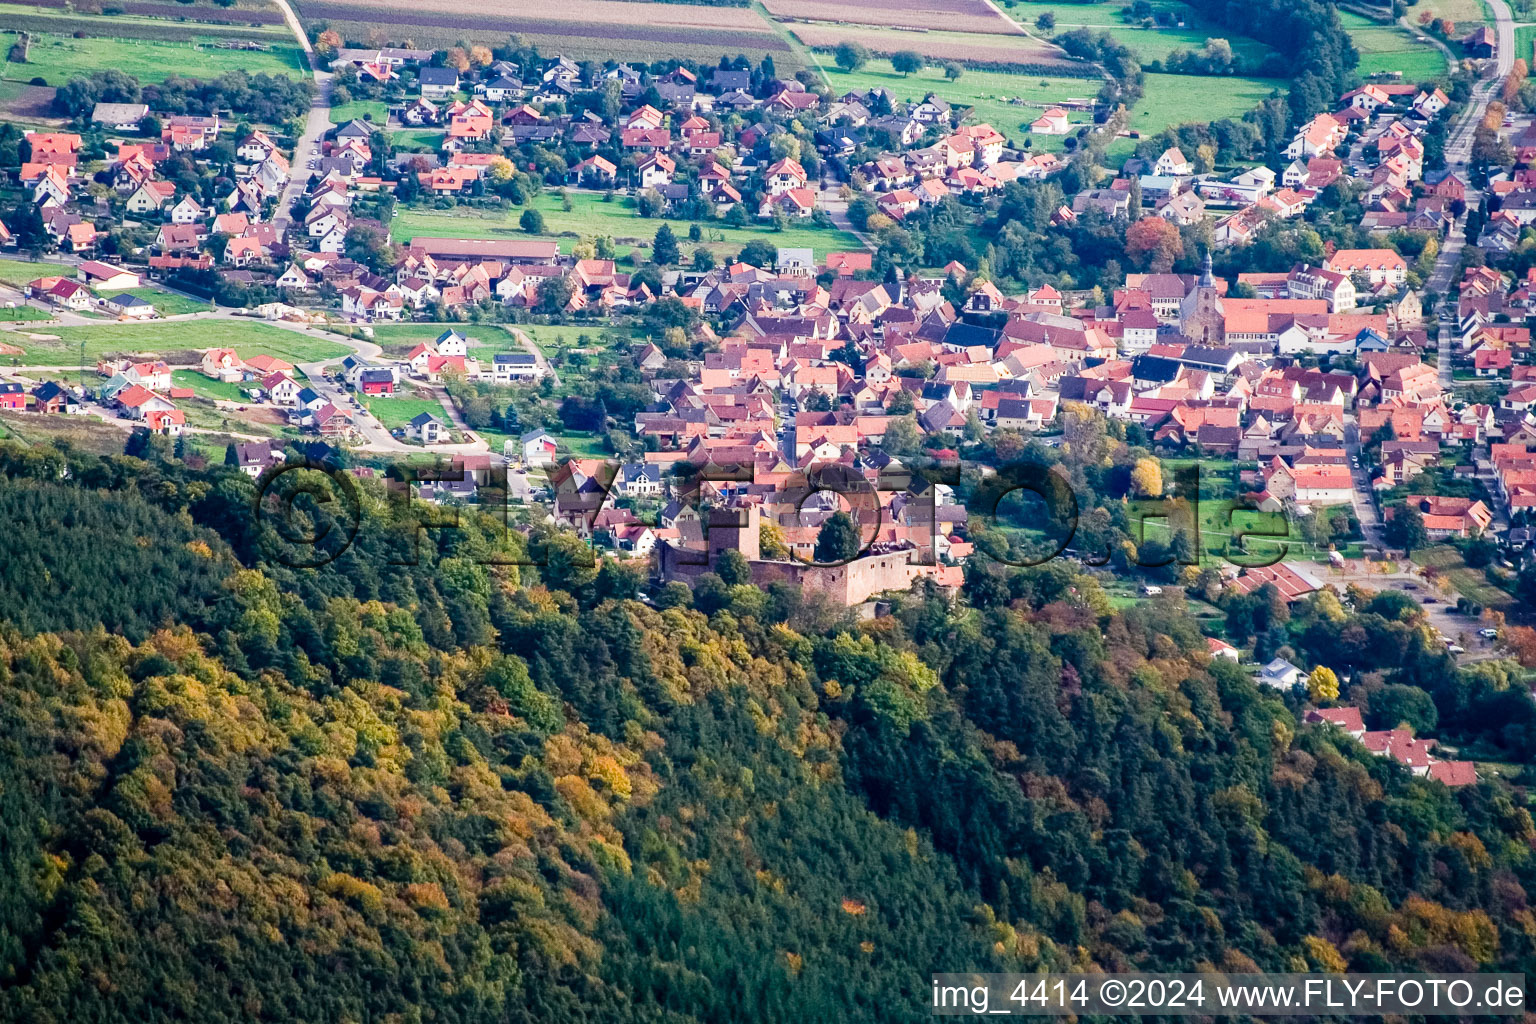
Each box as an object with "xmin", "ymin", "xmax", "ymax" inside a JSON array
[
  {"xmin": 1001, "ymin": 0, "xmax": 1274, "ymax": 65},
  {"xmin": 1126, "ymin": 72, "xmax": 1286, "ymax": 139},
  {"xmin": 393, "ymin": 192, "xmax": 865, "ymax": 261},
  {"xmin": 0, "ymin": 258, "xmax": 71, "ymax": 287},
  {"xmin": 11, "ymin": 321, "xmax": 353, "ymax": 362},
  {"xmin": 1338, "ymin": 11, "xmax": 1449, "ymax": 82},
  {"xmin": 1, "ymin": 28, "xmax": 307, "ymax": 86}
]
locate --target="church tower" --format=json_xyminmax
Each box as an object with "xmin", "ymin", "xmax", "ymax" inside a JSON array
[{"xmin": 1180, "ymin": 249, "xmax": 1225, "ymax": 345}]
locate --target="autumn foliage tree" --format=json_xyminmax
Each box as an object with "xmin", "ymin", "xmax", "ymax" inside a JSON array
[
  {"xmin": 1308, "ymin": 664, "xmax": 1340, "ymax": 702},
  {"xmin": 1125, "ymin": 216, "xmax": 1184, "ymax": 272}
]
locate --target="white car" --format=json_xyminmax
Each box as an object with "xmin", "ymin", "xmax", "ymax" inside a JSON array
[
  {"xmin": 1141, "ymin": 585, "xmax": 1163, "ymax": 596},
  {"xmin": 1446, "ymin": 644, "xmax": 1466, "ymax": 655},
  {"xmin": 1478, "ymin": 628, "xmax": 1499, "ymax": 639}
]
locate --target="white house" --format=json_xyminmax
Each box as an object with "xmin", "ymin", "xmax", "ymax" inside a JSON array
[
  {"xmin": 1153, "ymin": 146, "xmax": 1193, "ymax": 176},
  {"xmin": 407, "ymin": 411, "xmax": 445, "ymax": 444},
  {"xmin": 518, "ymin": 428, "xmax": 558, "ymax": 466},
  {"xmin": 170, "ymin": 196, "xmax": 203, "ymax": 225},
  {"xmin": 493, "ymin": 351, "xmax": 543, "ymax": 382},
  {"xmin": 1258, "ymin": 657, "xmax": 1303, "ymax": 689}
]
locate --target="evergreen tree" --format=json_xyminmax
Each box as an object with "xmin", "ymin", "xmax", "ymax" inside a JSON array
[
  {"xmin": 814, "ymin": 511, "xmax": 862, "ymax": 563},
  {"xmin": 652, "ymin": 222, "xmax": 680, "ymax": 265}
]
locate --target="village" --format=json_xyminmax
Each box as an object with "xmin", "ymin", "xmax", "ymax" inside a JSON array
[{"xmin": 2, "ymin": 35, "xmax": 1536, "ymax": 789}]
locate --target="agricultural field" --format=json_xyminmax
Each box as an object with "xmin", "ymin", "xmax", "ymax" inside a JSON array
[
  {"xmin": 1516, "ymin": 24, "xmax": 1536, "ymax": 67},
  {"xmin": 791, "ymin": 23, "xmax": 1072, "ymax": 67},
  {"xmin": 1413, "ymin": 544, "xmax": 1514, "ymax": 611},
  {"xmin": 762, "ymin": 0, "xmax": 1022, "ymax": 35},
  {"xmin": 393, "ymin": 192, "xmax": 865, "ymax": 261},
  {"xmin": 20, "ymin": 0, "xmax": 286, "ymax": 26},
  {"xmin": 819, "ymin": 58, "xmax": 1100, "ymax": 145},
  {"xmin": 1339, "ymin": 11, "xmax": 1449, "ymax": 82},
  {"xmin": 1, "ymin": 29, "xmax": 307, "ymax": 87},
  {"xmin": 8, "ymin": 321, "xmax": 353, "ymax": 362},
  {"xmin": 291, "ymin": 0, "xmax": 801, "ymax": 68}
]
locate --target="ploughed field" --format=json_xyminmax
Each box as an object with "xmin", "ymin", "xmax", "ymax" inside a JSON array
[
  {"xmin": 790, "ymin": 23, "xmax": 1071, "ymax": 67},
  {"xmin": 761, "ymin": 0, "xmax": 1023, "ymax": 35},
  {"xmin": 291, "ymin": 0, "xmax": 800, "ymax": 66}
]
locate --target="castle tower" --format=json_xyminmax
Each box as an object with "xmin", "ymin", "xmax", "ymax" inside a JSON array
[{"xmin": 707, "ymin": 504, "xmax": 760, "ymax": 562}]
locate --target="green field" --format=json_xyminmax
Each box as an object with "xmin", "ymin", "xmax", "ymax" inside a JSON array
[
  {"xmin": 169, "ymin": 368, "xmax": 259, "ymax": 403},
  {"xmin": 12, "ymin": 321, "xmax": 353, "ymax": 362},
  {"xmin": 99, "ymin": 287, "xmax": 213, "ymax": 318},
  {"xmin": 1128, "ymin": 72, "xmax": 1285, "ymax": 139},
  {"xmin": 393, "ymin": 192, "xmax": 865, "ymax": 262},
  {"xmin": 365, "ymin": 396, "xmax": 449, "ymax": 431},
  {"xmin": 820, "ymin": 59, "xmax": 1101, "ymax": 146},
  {"xmin": 329, "ymin": 99, "xmax": 390, "ymax": 125},
  {"xmin": 1338, "ymin": 12, "xmax": 1449, "ymax": 82},
  {"xmin": 0, "ymin": 258, "xmax": 67, "ymax": 287},
  {"xmin": 1518, "ymin": 24, "xmax": 1536, "ymax": 68},
  {"xmin": 388, "ymin": 127, "xmax": 447, "ymax": 153},
  {"xmin": 0, "ymin": 305, "xmax": 49, "ymax": 322},
  {"xmin": 1, "ymin": 28, "xmax": 307, "ymax": 86},
  {"xmin": 1007, "ymin": 0, "xmax": 1274, "ymax": 62}
]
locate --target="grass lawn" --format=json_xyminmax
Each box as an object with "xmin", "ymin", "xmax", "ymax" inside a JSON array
[
  {"xmin": 98, "ymin": 287, "xmax": 212, "ymax": 317},
  {"xmin": 329, "ymin": 99, "xmax": 389, "ymax": 125},
  {"xmin": 820, "ymin": 59, "xmax": 1101, "ymax": 146},
  {"xmin": 365, "ymin": 396, "xmax": 449, "ymax": 431},
  {"xmin": 0, "ymin": 304, "xmax": 49, "ymax": 322},
  {"xmin": 169, "ymin": 368, "xmax": 258, "ymax": 402},
  {"xmin": 1338, "ymin": 12, "xmax": 1448, "ymax": 82},
  {"xmin": 13, "ymin": 321, "xmax": 353, "ymax": 362},
  {"xmin": 1, "ymin": 29, "xmax": 308, "ymax": 85},
  {"xmin": 394, "ymin": 191, "xmax": 865, "ymax": 262},
  {"xmin": 387, "ymin": 127, "xmax": 446, "ymax": 153}
]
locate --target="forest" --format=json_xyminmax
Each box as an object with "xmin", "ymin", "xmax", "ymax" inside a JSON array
[{"xmin": 0, "ymin": 436, "xmax": 1534, "ymax": 1022}]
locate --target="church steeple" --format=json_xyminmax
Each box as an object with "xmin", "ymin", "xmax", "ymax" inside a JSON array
[{"xmin": 1198, "ymin": 248, "xmax": 1214, "ymax": 288}]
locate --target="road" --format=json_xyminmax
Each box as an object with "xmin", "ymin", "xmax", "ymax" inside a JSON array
[
  {"xmin": 1423, "ymin": 0, "xmax": 1514, "ymax": 389},
  {"xmin": 269, "ymin": 0, "xmax": 334, "ymax": 234}
]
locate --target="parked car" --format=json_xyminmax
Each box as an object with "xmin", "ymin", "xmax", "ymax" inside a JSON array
[
  {"xmin": 1446, "ymin": 644, "xmax": 1465, "ymax": 655},
  {"xmin": 1478, "ymin": 627, "xmax": 1499, "ymax": 639}
]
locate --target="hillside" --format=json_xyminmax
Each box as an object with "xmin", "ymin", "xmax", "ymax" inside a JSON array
[{"xmin": 0, "ymin": 441, "xmax": 1533, "ymax": 1021}]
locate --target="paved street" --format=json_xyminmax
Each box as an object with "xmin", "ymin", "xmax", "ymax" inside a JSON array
[{"xmin": 270, "ymin": 0, "xmax": 334, "ymax": 234}]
